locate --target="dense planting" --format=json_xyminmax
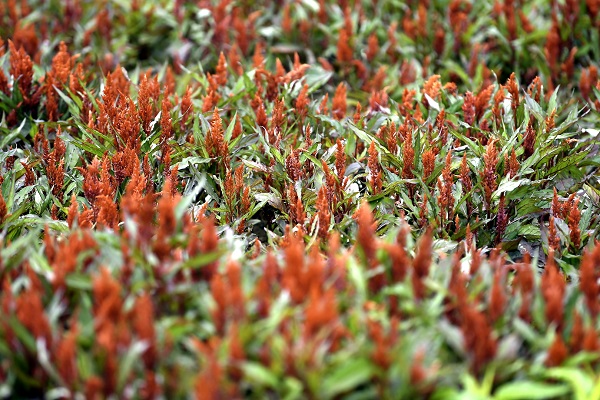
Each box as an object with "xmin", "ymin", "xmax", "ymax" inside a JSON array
[{"xmin": 1, "ymin": 0, "xmax": 600, "ymax": 398}]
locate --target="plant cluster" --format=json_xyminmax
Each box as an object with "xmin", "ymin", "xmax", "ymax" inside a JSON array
[{"xmin": 1, "ymin": 0, "xmax": 600, "ymax": 398}]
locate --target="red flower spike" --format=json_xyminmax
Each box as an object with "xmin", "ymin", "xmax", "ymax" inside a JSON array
[
  {"xmin": 437, "ymin": 151, "xmax": 454, "ymax": 225},
  {"xmin": 506, "ymin": 72, "xmax": 520, "ymax": 115},
  {"xmin": 432, "ymin": 24, "xmax": 446, "ymax": 56},
  {"xmin": 256, "ymin": 251, "xmax": 279, "ymax": 317},
  {"xmin": 51, "ymin": 229, "xmax": 97, "ymax": 291},
  {"xmin": 387, "ymin": 238, "xmax": 410, "ymax": 284},
  {"xmin": 366, "ymin": 32, "xmax": 379, "ymax": 62},
  {"xmin": 568, "ymin": 197, "xmax": 581, "ymax": 249},
  {"xmin": 283, "ymin": 227, "xmax": 306, "ymax": 303},
  {"xmin": 227, "ymin": 44, "xmax": 243, "ymax": 76},
  {"xmin": 546, "ymin": 110, "xmax": 556, "ymax": 133},
  {"xmin": 0, "ymin": 39, "xmax": 8, "ymax": 95},
  {"xmin": 332, "ymin": 82, "xmax": 347, "ymax": 120},
  {"xmin": 160, "ymin": 97, "xmax": 173, "ymax": 145},
  {"xmin": 579, "ymin": 247, "xmax": 600, "ymax": 318},
  {"xmin": 321, "ymin": 161, "xmax": 337, "ymax": 207},
  {"xmin": 475, "ymin": 84, "xmax": 494, "ymax": 121},
  {"xmin": 447, "ymin": 252, "xmax": 468, "ymax": 316},
  {"xmin": 252, "ymin": 42, "xmax": 265, "ymax": 68},
  {"xmin": 461, "ymin": 303, "xmax": 497, "ymax": 373},
  {"xmin": 304, "ymin": 286, "xmax": 339, "ymax": 341},
  {"xmin": 45, "ymin": 74, "xmax": 59, "ymax": 121},
  {"xmin": 50, "ymin": 41, "xmax": 71, "ymax": 87},
  {"xmin": 384, "ymin": 236, "xmax": 410, "ymax": 316},
  {"xmin": 270, "ymin": 98, "xmax": 285, "ymax": 137},
  {"xmin": 583, "ymin": 327, "xmax": 600, "ymax": 352},
  {"xmin": 491, "ymin": 86, "xmax": 505, "ymax": 126},
  {"xmin": 570, "ymin": 312, "xmax": 584, "ymax": 353},
  {"xmin": 542, "ymin": 250, "xmax": 566, "ymax": 330},
  {"xmin": 395, "ymin": 60, "xmax": 415, "ymax": 88},
  {"xmin": 0, "ymin": 192, "xmax": 7, "ymax": 226},
  {"xmin": 225, "ymin": 260, "xmax": 245, "ymax": 322},
  {"xmin": 85, "ymin": 376, "xmax": 104, "ymax": 400},
  {"xmin": 488, "ymin": 265, "xmax": 506, "ymax": 324},
  {"xmin": 422, "ymin": 149, "xmax": 436, "ymax": 182},
  {"xmin": 462, "ymin": 91, "xmax": 475, "ymax": 127},
  {"xmin": 469, "ymin": 248, "xmax": 482, "ymax": 276},
  {"xmin": 563, "ymin": 193, "xmax": 576, "ymax": 220},
  {"xmin": 96, "ymin": 195, "xmax": 118, "ymax": 230},
  {"xmin": 133, "ymin": 294, "xmax": 156, "ymax": 368},
  {"xmin": 157, "ymin": 179, "xmax": 178, "ymax": 238},
  {"xmin": 587, "ymin": 0, "xmax": 600, "ymax": 19},
  {"xmin": 367, "ymin": 142, "xmax": 382, "ymax": 195},
  {"xmin": 422, "ymin": 75, "xmax": 442, "ymax": 103},
  {"xmin": 206, "ymin": 108, "xmax": 228, "ymax": 163},
  {"xmin": 202, "ymin": 87, "xmax": 220, "ymax": 113},
  {"xmin": 368, "ymin": 317, "xmax": 399, "ymax": 370},
  {"xmin": 551, "ymin": 188, "xmax": 561, "ymax": 218},
  {"xmin": 285, "ymin": 149, "xmax": 303, "ymax": 182},
  {"xmin": 402, "ymin": 131, "xmax": 414, "ymax": 180},
  {"xmin": 481, "ymin": 139, "xmax": 498, "ymax": 208},
  {"xmin": 163, "ymin": 66, "xmax": 176, "ymax": 97},
  {"xmin": 546, "ymin": 334, "xmax": 568, "ymax": 367},
  {"xmin": 210, "ymin": 274, "xmax": 228, "ymax": 335},
  {"xmin": 580, "ymin": 66, "xmax": 598, "ymax": 102},
  {"xmin": 412, "ymin": 228, "xmax": 433, "ymax": 300},
  {"xmin": 194, "ymin": 346, "xmax": 223, "ymax": 399},
  {"xmin": 506, "ymin": 149, "xmax": 520, "ymax": 177},
  {"xmin": 435, "ymin": 110, "xmax": 449, "ymax": 145},
  {"xmin": 356, "ymin": 201, "xmax": 377, "ymax": 265},
  {"xmin": 295, "ymin": 84, "xmax": 310, "ymax": 124},
  {"xmin": 287, "ymin": 183, "xmax": 305, "ymax": 227},
  {"xmin": 514, "ymin": 260, "xmax": 534, "ymax": 322},
  {"xmin": 216, "ymin": 52, "xmax": 228, "ymax": 87},
  {"xmin": 227, "ymin": 323, "xmax": 246, "ymax": 381},
  {"xmin": 112, "ymin": 147, "xmax": 137, "ymax": 186},
  {"xmin": 9, "ymin": 40, "xmax": 34, "ymax": 104},
  {"xmin": 16, "ymin": 286, "xmax": 52, "ymax": 346},
  {"xmin": 55, "ymin": 324, "xmax": 79, "ymax": 387},
  {"xmin": 548, "ymin": 216, "xmax": 560, "ymax": 252},
  {"xmin": 316, "ymin": 185, "xmax": 331, "ymax": 240},
  {"xmin": 523, "ymin": 120, "xmax": 536, "ymax": 158},
  {"xmin": 93, "ymin": 267, "xmax": 126, "ymax": 351},
  {"xmin": 336, "ymin": 27, "xmax": 353, "ymax": 63},
  {"xmin": 335, "ymin": 139, "xmax": 346, "ymax": 184},
  {"xmin": 254, "ymin": 94, "xmax": 268, "ymax": 130},
  {"xmin": 418, "ymin": 193, "xmax": 429, "ymax": 228}
]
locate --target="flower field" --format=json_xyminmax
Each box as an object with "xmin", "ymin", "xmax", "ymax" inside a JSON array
[{"xmin": 2, "ymin": 0, "xmax": 600, "ymax": 398}]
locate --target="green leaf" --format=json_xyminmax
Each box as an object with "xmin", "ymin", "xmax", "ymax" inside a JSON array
[
  {"xmin": 518, "ymin": 225, "xmax": 541, "ymax": 241},
  {"xmin": 117, "ymin": 341, "xmax": 149, "ymax": 391},
  {"xmin": 545, "ymin": 152, "xmax": 588, "ymax": 178},
  {"xmin": 241, "ymin": 362, "xmax": 279, "ymax": 388},
  {"xmin": 304, "ymin": 66, "xmax": 332, "ymax": 92},
  {"xmin": 494, "ymin": 381, "xmax": 570, "ymax": 400},
  {"xmin": 347, "ymin": 122, "xmax": 390, "ymax": 156},
  {"xmin": 322, "ymin": 358, "xmax": 373, "ymax": 398},
  {"xmin": 544, "ymin": 367, "xmax": 594, "ymax": 400},
  {"xmin": 177, "ymin": 156, "xmax": 213, "ymax": 170},
  {"xmin": 0, "ymin": 118, "xmax": 27, "ymax": 148},
  {"xmin": 169, "ymin": 249, "xmax": 224, "ymax": 279},
  {"xmin": 65, "ymin": 273, "xmax": 93, "ymax": 290},
  {"xmin": 494, "ymin": 178, "xmax": 531, "ymax": 198},
  {"xmin": 7, "ymin": 316, "xmax": 37, "ymax": 353}
]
